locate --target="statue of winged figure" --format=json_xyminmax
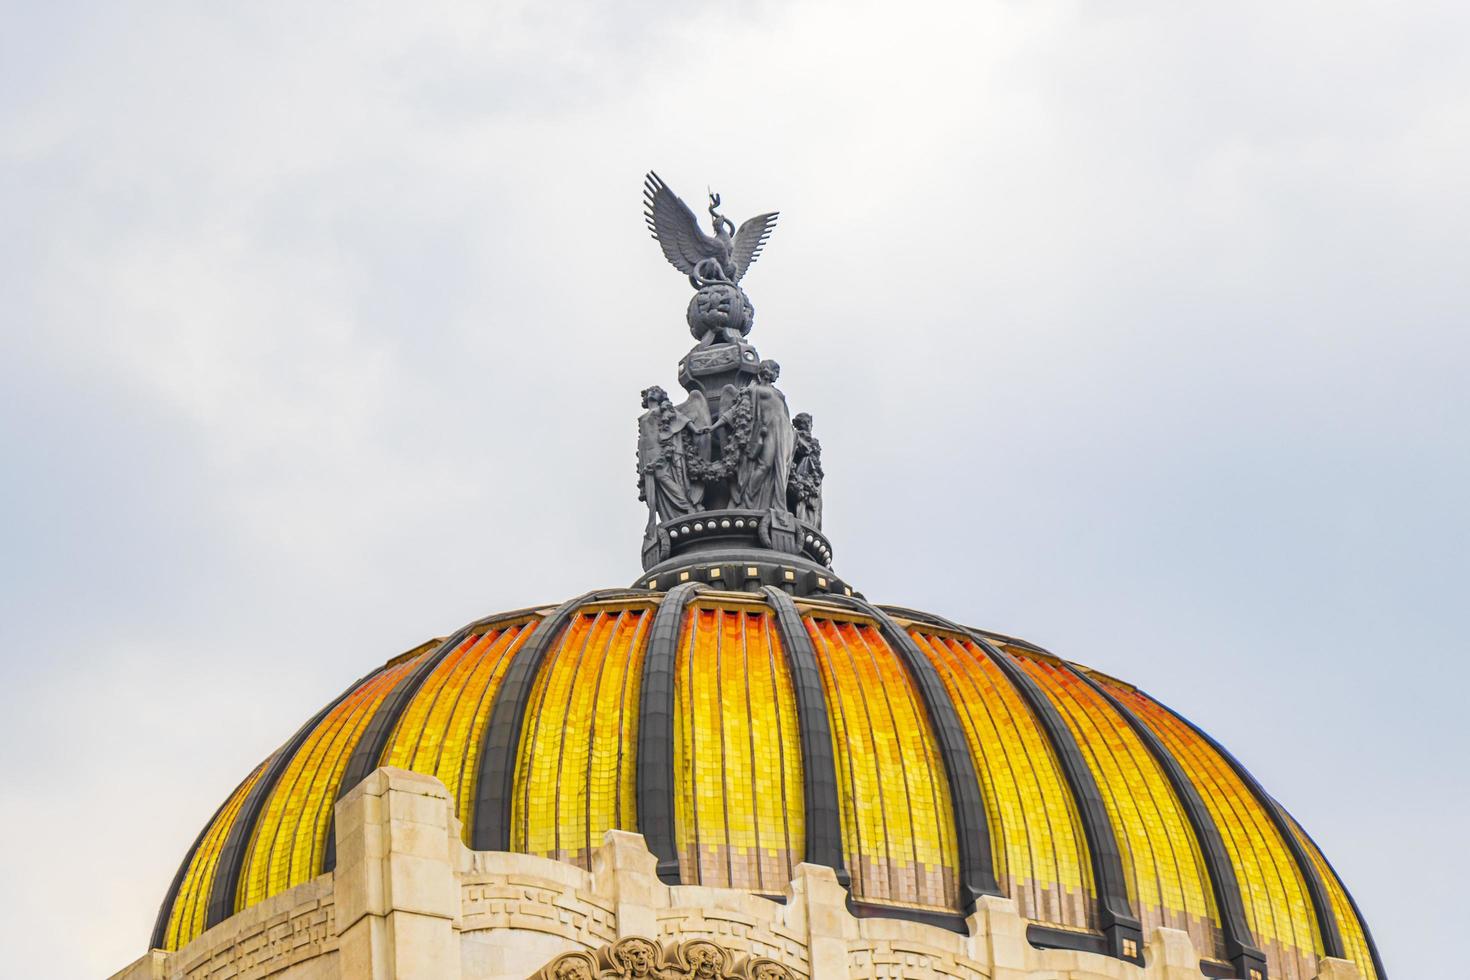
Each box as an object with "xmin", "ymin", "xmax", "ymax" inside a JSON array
[{"xmin": 644, "ymin": 171, "xmax": 778, "ymax": 288}]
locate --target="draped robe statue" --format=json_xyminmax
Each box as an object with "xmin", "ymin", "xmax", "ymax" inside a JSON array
[
  {"xmin": 709, "ymin": 361, "xmax": 794, "ymax": 512},
  {"xmin": 637, "ymin": 387, "xmax": 705, "ymax": 538},
  {"xmin": 789, "ymin": 412, "xmax": 823, "ymax": 527}
]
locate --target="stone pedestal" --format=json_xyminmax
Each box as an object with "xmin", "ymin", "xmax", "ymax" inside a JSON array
[
  {"xmin": 1313, "ymin": 958, "xmax": 1365, "ymax": 980},
  {"xmin": 590, "ymin": 829, "xmax": 664, "ymax": 940},
  {"xmin": 970, "ymin": 895, "xmax": 1030, "ymax": 979},
  {"xmin": 335, "ymin": 767, "xmax": 463, "ymax": 980},
  {"xmin": 787, "ymin": 863, "xmax": 856, "ymax": 980},
  {"xmin": 1145, "ymin": 927, "xmax": 1205, "ymax": 979},
  {"xmin": 677, "ymin": 340, "xmax": 760, "ymax": 413}
]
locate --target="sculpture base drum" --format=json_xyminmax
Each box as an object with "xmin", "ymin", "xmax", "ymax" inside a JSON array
[
  {"xmin": 676, "ymin": 340, "xmax": 761, "ymax": 414},
  {"xmin": 636, "ymin": 504, "xmax": 835, "ymax": 579}
]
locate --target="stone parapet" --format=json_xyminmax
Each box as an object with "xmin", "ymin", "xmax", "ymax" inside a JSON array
[
  {"xmin": 112, "ymin": 874, "xmax": 337, "ymax": 980},
  {"xmin": 113, "ymin": 768, "xmax": 1241, "ymax": 980}
]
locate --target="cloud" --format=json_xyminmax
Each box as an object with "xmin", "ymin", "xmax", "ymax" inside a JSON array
[{"xmin": 2, "ymin": 1, "xmax": 1466, "ymax": 975}]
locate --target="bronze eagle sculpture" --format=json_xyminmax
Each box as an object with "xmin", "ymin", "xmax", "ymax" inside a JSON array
[{"xmin": 644, "ymin": 171, "xmax": 778, "ymax": 288}]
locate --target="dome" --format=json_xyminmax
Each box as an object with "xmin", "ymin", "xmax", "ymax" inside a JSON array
[
  {"xmin": 135, "ymin": 174, "xmax": 1384, "ymax": 980},
  {"xmin": 151, "ymin": 584, "xmax": 1380, "ymax": 980}
]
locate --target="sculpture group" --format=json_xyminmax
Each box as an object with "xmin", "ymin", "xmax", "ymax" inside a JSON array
[{"xmin": 638, "ymin": 173, "xmax": 824, "ymax": 557}]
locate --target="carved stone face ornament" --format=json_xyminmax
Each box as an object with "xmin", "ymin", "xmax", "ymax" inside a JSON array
[
  {"xmin": 685, "ymin": 943, "xmax": 725, "ymax": 979},
  {"xmin": 613, "ymin": 938, "xmax": 657, "ymax": 978},
  {"xmin": 547, "ymin": 953, "xmax": 597, "ymax": 980},
  {"xmin": 750, "ymin": 964, "xmax": 793, "ymax": 980}
]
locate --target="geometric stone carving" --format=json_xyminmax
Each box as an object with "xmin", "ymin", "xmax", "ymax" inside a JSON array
[{"xmin": 528, "ymin": 936, "xmax": 796, "ymax": 980}]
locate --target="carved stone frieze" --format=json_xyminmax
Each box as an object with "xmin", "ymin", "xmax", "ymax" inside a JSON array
[{"xmin": 529, "ymin": 936, "xmax": 798, "ymax": 980}]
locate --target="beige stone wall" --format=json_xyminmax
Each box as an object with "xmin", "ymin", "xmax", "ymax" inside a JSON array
[
  {"xmin": 111, "ymin": 875, "xmax": 338, "ymax": 980},
  {"xmin": 109, "ymin": 768, "xmax": 1364, "ymax": 980}
]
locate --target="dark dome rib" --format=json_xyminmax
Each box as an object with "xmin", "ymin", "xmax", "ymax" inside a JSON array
[
  {"xmin": 1288, "ymin": 816, "xmax": 1386, "ymax": 980},
  {"xmin": 764, "ymin": 587, "xmax": 847, "ymax": 885},
  {"xmin": 202, "ymin": 666, "xmax": 372, "ymax": 930},
  {"xmin": 840, "ymin": 597, "xmax": 1001, "ymax": 912},
  {"xmin": 1166, "ymin": 704, "xmax": 1348, "ymax": 962},
  {"xmin": 930, "ymin": 614, "xmax": 1145, "ymax": 963},
  {"xmin": 471, "ymin": 589, "xmax": 642, "ymax": 850},
  {"xmin": 321, "ymin": 627, "xmax": 484, "ymax": 872},
  {"xmin": 149, "ymin": 770, "xmax": 252, "ymax": 949},
  {"xmin": 635, "ymin": 581, "xmax": 705, "ymax": 883},
  {"xmin": 1071, "ymin": 667, "xmax": 1266, "ymax": 978}
]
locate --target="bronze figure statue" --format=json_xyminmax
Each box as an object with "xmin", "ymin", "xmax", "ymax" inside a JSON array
[
  {"xmin": 702, "ymin": 360, "xmax": 793, "ymax": 512},
  {"xmin": 789, "ymin": 412, "xmax": 823, "ymax": 528},
  {"xmin": 637, "ymin": 386, "xmax": 703, "ymax": 538}
]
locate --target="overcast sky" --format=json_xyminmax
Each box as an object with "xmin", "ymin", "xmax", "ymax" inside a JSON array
[{"xmin": 2, "ymin": 3, "xmax": 1466, "ymax": 977}]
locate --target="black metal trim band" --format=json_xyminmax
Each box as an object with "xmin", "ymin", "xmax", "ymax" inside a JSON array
[
  {"xmin": 1071, "ymin": 666, "xmax": 1267, "ymax": 977},
  {"xmin": 1165, "ymin": 705, "xmax": 1347, "ymax": 960},
  {"xmin": 204, "ymin": 667, "xmax": 372, "ymax": 929},
  {"xmin": 1031, "ymin": 922, "xmax": 1239, "ymax": 979},
  {"xmin": 636, "ymin": 551, "xmax": 855, "ymax": 600},
  {"xmin": 850, "ymin": 901, "xmax": 967, "ymax": 934},
  {"xmin": 1026, "ymin": 923, "xmax": 1109, "ymax": 955},
  {"xmin": 635, "ymin": 581, "xmax": 704, "ymax": 884},
  {"xmin": 833, "ymin": 596, "xmax": 1001, "ymax": 912},
  {"xmin": 470, "ymin": 589, "xmax": 644, "ymax": 851},
  {"xmin": 761, "ymin": 586, "xmax": 848, "ymax": 887}
]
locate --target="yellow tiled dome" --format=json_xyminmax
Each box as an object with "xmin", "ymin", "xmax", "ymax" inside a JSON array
[{"xmin": 153, "ymin": 587, "xmax": 1380, "ymax": 980}]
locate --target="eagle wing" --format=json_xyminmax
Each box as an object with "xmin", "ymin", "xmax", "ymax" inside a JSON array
[
  {"xmin": 644, "ymin": 172, "xmax": 722, "ymax": 275},
  {"xmin": 731, "ymin": 212, "xmax": 778, "ymax": 281}
]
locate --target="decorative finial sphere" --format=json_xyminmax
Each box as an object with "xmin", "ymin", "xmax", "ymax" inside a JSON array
[{"xmin": 686, "ymin": 282, "xmax": 754, "ymax": 344}]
